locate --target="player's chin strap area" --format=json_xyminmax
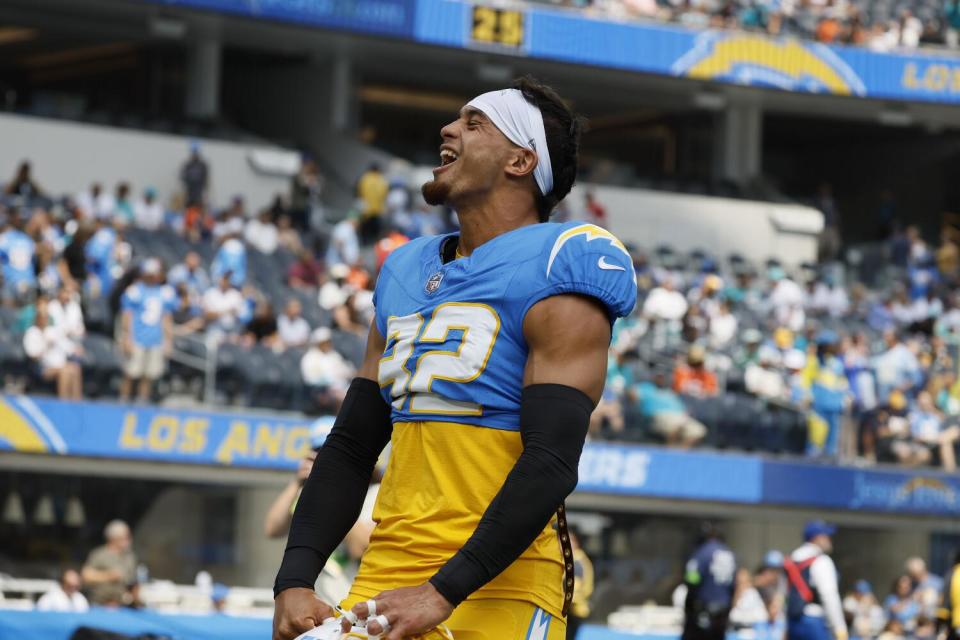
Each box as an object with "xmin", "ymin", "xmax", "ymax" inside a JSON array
[{"xmin": 556, "ymin": 501, "xmax": 575, "ymax": 618}]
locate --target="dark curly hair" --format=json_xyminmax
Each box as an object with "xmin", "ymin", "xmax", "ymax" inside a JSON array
[{"xmin": 514, "ymin": 76, "xmax": 584, "ymax": 222}]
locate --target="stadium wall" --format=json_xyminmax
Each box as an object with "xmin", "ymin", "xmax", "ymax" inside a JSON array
[{"xmin": 0, "ymin": 113, "xmax": 298, "ymax": 209}]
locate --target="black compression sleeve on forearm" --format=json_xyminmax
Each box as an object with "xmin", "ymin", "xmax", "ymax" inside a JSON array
[
  {"xmin": 429, "ymin": 383, "xmax": 593, "ymax": 606},
  {"xmin": 273, "ymin": 377, "xmax": 392, "ymax": 597}
]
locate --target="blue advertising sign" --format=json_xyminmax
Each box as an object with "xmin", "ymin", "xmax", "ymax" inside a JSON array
[
  {"xmin": 144, "ymin": 0, "xmax": 417, "ymax": 38},
  {"xmin": 763, "ymin": 461, "xmax": 960, "ymax": 516},
  {"xmin": 0, "ymin": 395, "xmax": 330, "ymax": 470},
  {"xmin": 578, "ymin": 443, "xmax": 763, "ymax": 504},
  {"xmin": 416, "ymin": 0, "xmax": 960, "ymax": 105}
]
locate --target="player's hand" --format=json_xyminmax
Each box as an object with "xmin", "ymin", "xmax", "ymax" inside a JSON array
[
  {"xmin": 343, "ymin": 582, "xmax": 454, "ymax": 640},
  {"xmin": 297, "ymin": 452, "xmax": 318, "ymax": 485},
  {"xmin": 273, "ymin": 587, "xmax": 335, "ymax": 640}
]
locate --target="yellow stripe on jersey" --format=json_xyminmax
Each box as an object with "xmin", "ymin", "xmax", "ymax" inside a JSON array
[
  {"xmin": 545, "ymin": 223, "xmax": 631, "ymax": 277},
  {"xmin": 351, "ymin": 421, "xmax": 566, "ymax": 620}
]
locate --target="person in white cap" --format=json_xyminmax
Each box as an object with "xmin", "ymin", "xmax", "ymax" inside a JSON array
[
  {"xmin": 119, "ymin": 258, "xmax": 175, "ymax": 402},
  {"xmin": 273, "ymin": 77, "xmax": 637, "ymax": 640},
  {"xmin": 300, "ymin": 326, "xmax": 355, "ymax": 412}
]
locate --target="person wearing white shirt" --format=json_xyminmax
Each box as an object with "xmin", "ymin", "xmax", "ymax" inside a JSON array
[
  {"xmin": 37, "ymin": 569, "xmax": 89, "ymax": 612},
  {"xmin": 326, "ymin": 216, "xmax": 360, "ymax": 267},
  {"xmin": 23, "ymin": 297, "xmax": 83, "ymax": 399},
  {"xmin": 76, "ymin": 183, "xmax": 115, "ymax": 220},
  {"xmin": 48, "ymin": 284, "xmax": 85, "ymax": 341},
  {"xmin": 643, "ymin": 277, "xmax": 688, "ymax": 322},
  {"xmin": 301, "ymin": 327, "xmax": 356, "ymax": 411},
  {"xmin": 245, "ymin": 210, "xmax": 279, "ymax": 255},
  {"xmin": 709, "ymin": 301, "xmax": 738, "ymax": 349},
  {"xmin": 202, "ymin": 274, "xmax": 247, "ymax": 336},
  {"xmin": 134, "ymin": 188, "xmax": 165, "ymax": 230},
  {"xmin": 277, "ymin": 298, "xmax": 311, "ymax": 348},
  {"xmin": 785, "ymin": 521, "xmax": 847, "ymax": 640}
]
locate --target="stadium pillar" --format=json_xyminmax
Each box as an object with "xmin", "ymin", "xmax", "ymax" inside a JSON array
[
  {"xmin": 713, "ymin": 100, "xmax": 762, "ymax": 185},
  {"xmin": 330, "ymin": 54, "xmax": 355, "ymax": 133},
  {"xmin": 185, "ymin": 37, "xmax": 222, "ymax": 120}
]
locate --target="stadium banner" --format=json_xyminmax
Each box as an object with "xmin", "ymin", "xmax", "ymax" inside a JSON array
[
  {"xmin": 415, "ymin": 0, "xmax": 960, "ymax": 105},
  {"xmin": 577, "ymin": 443, "xmax": 763, "ymax": 504},
  {"xmin": 762, "ymin": 461, "xmax": 960, "ymax": 516},
  {"xmin": 140, "ymin": 0, "xmax": 417, "ymax": 38},
  {"xmin": 0, "ymin": 395, "xmax": 329, "ymax": 469}
]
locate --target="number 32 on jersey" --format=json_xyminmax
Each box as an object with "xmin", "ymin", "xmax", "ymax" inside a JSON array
[{"xmin": 378, "ymin": 303, "xmax": 500, "ymax": 416}]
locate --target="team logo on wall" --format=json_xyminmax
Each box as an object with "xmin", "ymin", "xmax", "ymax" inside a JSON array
[
  {"xmin": 425, "ymin": 271, "xmax": 444, "ymax": 294},
  {"xmin": 672, "ymin": 33, "xmax": 866, "ymax": 97}
]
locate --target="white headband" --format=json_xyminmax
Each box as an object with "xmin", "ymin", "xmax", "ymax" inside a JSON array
[{"xmin": 467, "ymin": 88, "xmax": 554, "ymax": 196}]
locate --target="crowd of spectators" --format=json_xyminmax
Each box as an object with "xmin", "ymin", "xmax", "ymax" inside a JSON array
[
  {"xmin": 533, "ymin": 0, "xmax": 960, "ymax": 51},
  {"xmin": 0, "ymin": 152, "xmax": 450, "ymax": 410},
  {"xmin": 598, "ymin": 214, "xmax": 960, "ymax": 471}
]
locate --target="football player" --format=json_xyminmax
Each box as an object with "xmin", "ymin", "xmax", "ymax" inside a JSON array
[{"xmin": 273, "ymin": 76, "xmax": 636, "ymax": 640}]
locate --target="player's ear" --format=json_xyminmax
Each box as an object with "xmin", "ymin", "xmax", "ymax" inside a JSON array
[{"xmin": 504, "ymin": 147, "xmax": 537, "ymax": 180}]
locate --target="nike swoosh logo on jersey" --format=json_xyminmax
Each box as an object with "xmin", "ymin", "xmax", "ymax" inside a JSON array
[{"xmin": 597, "ymin": 256, "xmax": 626, "ymax": 271}]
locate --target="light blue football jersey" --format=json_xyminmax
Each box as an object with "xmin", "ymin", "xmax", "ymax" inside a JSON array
[{"xmin": 373, "ymin": 221, "xmax": 637, "ymax": 431}]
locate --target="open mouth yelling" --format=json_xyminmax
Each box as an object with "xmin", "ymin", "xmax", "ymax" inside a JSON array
[{"xmin": 434, "ymin": 147, "xmax": 460, "ymax": 174}]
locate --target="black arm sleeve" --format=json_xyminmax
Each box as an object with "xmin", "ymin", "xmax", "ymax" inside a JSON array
[
  {"xmin": 429, "ymin": 383, "xmax": 593, "ymax": 606},
  {"xmin": 273, "ymin": 377, "xmax": 392, "ymax": 597}
]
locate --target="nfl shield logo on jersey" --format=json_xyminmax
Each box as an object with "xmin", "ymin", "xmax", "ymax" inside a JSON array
[{"xmin": 425, "ymin": 271, "xmax": 444, "ymax": 294}]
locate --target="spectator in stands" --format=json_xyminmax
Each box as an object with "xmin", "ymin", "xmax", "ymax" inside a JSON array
[
  {"xmin": 300, "ymin": 326, "xmax": 355, "ymax": 412},
  {"xmin": 23, "ymin": 295, "xmax": 83, "ymax": 399},
  {"xmin": 245, "ymin": 209, "xmax": 279, "ymax": 254},
  {"xmin": 84, "ymin": 214, "xmax": 118, "ymax": 299},
  {"xmin": 5, "ymin": 160, "xmax": 43, "ymax": 199},
  {"xmin": 180, "ymin": 141, "xmax": 209, "ymax": 208},
  {"xmin": 333, "ymin": 292, "xmax": 368, "ymax": 337},
  {"xmin": 60, "ymin": 222, "xmax": 93, "ymax": 291},
  {"xmin": 171, "ymin": 282, "xmax": 204, "ymax": 336},
  {"xmin": 674, "ymin": 344, "xmax": 719, "ymax": 398},
  {"xmin": 746, "ymin": 346, "xmax": 786, "ymax": 400},
  {"xmin": 288, "ymin": 247, "xmax": 323, "ymax": 289},
  {"xmin": 326, "ymin": 214, "xmax": 360, "ymax": 268},
  {"xmin": 211, "ymin": 236, "xmax": 247, "ymax": 288},
  {"xmin": 708, "ymin": 300, "xmax": 737, "ymax": 350},
  {"xmin": 112, "ymin": 182, "xmax": 134, "ymax": 226},
  {"xmin": 119, "ymin": 258, "xmax": 175, "ymax": 402},
  {"xmin": 76, "ymin": 182, "xmax": 114, "ymax": 221},
  {"xmin": 48, "ymin": 282, "xmax": 85, "ymax": 341},
  {"xmin": 34, "ymin": 242, "xmax": 61, "ymax": 297},
  {"xmin": 843, "ymin": 580, "xmax": 884, "ymax": 640},
  {"xmin": 168, "ymin": 250, "xmax": 210, "ymax": 298},
  {"xmin": 0, "ymin": 209, "xmax": 37, "ymax": 305},
  {"xmin": 213, "ymin": 197, "xmax": 246, "ymax": 242},
  {"xmin": 277, "ymin": 298, "xmax": 311, "ymax": 349},
  {"xmin": 37, "ymin": 568, "xmax": 89, "ymax": 612},
  {"xmin": 633, "ymin": 371, "xmax": 707, "ymax": 447},
  {"xmin": 202, "ymin": 271, "xmax": 247, "ymax": 338},
  {"xmin": 133, "ymin": 187, "xmax": 164, "ymax": 230},
  {"xmin": 82, "ymin": 519, "xmax": 138, "ymax": 607},
  {"xmin": 905, "ymin": 557, "xmax": 943, "ymax": 619},
  {"xmin": 874, "ymin": 329, "xmax": 923, "ymax": 400},
  {"xmin": 643, "ymin": 274, "xmax": 689, "ymax": 324},
  {"xmin": 276, "ymin": 214, "xmax": 303, "ymax": 254},
  {"xmin": 375, "ymin": 226, "xmax": 411, "ymax": 269},
  {"xmin": 357, "ymin": 163, "xmax": 388, "ymax": 244},
  {"xmin": 243, "ymin": 299, "xmax": 278, "ymax": 347},
  {"xmin": 908, "ymin": 390, "xmax": 960, "ymax": 471},
  {"xmin": 290, "ymin": 157, "xmax": 324, "ymax": 231},
  {"xmin": 884, "ymin": 575, "xmax": 920, "ymax": 635}
]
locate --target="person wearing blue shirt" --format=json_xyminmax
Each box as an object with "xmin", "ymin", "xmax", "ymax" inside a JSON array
[
  {"xmin": 167, "ymin": 250, "xmax": 211, "ymax": 297},
  {"xmin": 85, "ymin": 218, "xmax": 118, "ymax": 299},
  {"xmin": 0, "ymin": 210, "xmax": 37, "ymax": 303},
  {"xmin": 634, "ymin": 372, "xmax": 707, "ymax": 447},
  {"xmin": 683, "ymin": 523, "xmax": 737, "ymax": 640},
  {"xmin": 211, "ymin": 237, "xmax": 247, "ymax": 288},
  {"xmin": 883, "ymin": 576, "xmax": 919, "ymax": 634},
  {"xmin": 119, "ymin": 258, "xmax": 175, "ymax": 402}
]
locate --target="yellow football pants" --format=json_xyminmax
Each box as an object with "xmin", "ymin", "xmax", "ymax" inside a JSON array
[{"xmin": 341, "ymin": 594, "xmax": 566, "ymax": 640}]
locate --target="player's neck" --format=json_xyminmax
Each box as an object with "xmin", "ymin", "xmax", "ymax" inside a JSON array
[{"xmin": 455, "ymin": 197, "xmax": 538, "ymax": 256}]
